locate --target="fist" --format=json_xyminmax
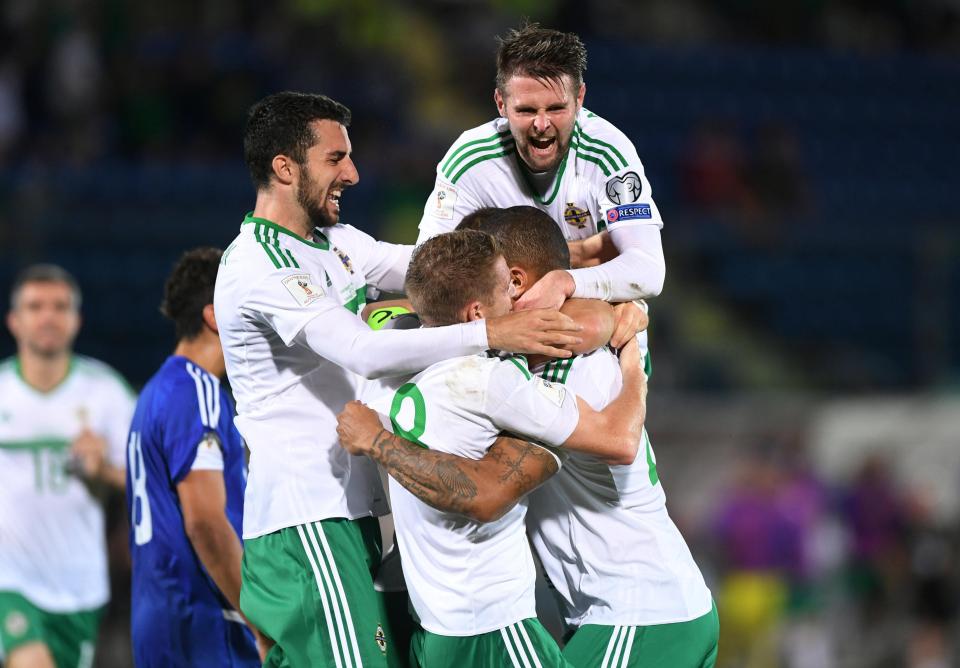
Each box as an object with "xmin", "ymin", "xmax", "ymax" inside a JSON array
[{"xmin": 336, "ymin": 401, "xmax": 385, "ymax": 456}]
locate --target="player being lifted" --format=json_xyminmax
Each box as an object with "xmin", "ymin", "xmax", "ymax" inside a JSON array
[
  {"xmin": 127, "ymin": 248, "xmax": 263, "ymax": 667},
  {"xmin": 342, "ymin": 209, "xmax": 717, "ymax": 668},
  {"xmin": 215, "ymin": 92, "xmax": 582, "ymax": 667},
  {"xmin": 419, "ymin": 24, "xmax": 666, "ymax": 317},
  {"xmin": 0, "ymin": 265, "xmax": 135, "ymax": 668},
  {"xmin": 340, "ymin": 229, "xmax": 648, "ymax": 667}
]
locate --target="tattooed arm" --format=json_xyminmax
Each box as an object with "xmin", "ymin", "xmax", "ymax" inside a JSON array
[{"xmin": 336, "ymin": 401, "xmax": 559, "ymax": 523}]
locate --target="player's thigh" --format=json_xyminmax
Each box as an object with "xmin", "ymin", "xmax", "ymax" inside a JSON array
[
  {"xmin": 6, "ymin": 641, "xmax": 56, "ymax": 668},
  {"xmin": 241, "ymin": 518, "xmax": 399, "ymax": 667},
  {"xmin": 564, "ymin": 604, "xmax": 719, "ymax": 668},
  {"xmin": 413, "ymin": 618, "xmax": 571, "ymax": 668}
]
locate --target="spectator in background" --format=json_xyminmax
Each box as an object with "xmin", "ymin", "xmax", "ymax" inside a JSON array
[{"xmin": 0, "ymin": 264, "xmax": 134, "ymax": 668}]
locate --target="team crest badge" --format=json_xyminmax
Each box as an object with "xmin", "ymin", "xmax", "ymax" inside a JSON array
[
  {"xmin": 333, "ymin": 246, "xmax": 355, "ymax": 275},
  {"xmin": 375, "ymin": 624, "xmax": 387, "ymax": 653},
  {"xmin": 564, "ymin": 203, "xmax": 590, "ymax": 229}
]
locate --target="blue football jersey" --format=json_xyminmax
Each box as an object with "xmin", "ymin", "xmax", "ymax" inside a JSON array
[{"xmin": 126, "ymin": 356, "xmax": 258, "ymax": 667}]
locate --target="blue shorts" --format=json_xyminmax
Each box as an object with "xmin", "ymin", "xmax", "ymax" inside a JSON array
[{"xmin": 132, "ymin": 600, "xmax": 259, "ymax": 668}]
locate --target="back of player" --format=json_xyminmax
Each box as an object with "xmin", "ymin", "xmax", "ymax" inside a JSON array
[{"xmin": 127, "ymin": 248, "xmax": 258, "ymax": 667}]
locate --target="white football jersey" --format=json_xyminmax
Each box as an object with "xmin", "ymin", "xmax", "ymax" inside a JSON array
[
  {"xmin": 418, "ymin": 108, "xmax": 664, "ymax": 243},
  {"xmin": 215, "ymin": 214, "xmax": 412, "ymax": 538},
  {"xmin": 526, "ymin": 347, "xmax": 712, "ymax": 627},
  {"xmin": 0, "ymin": 356, "xmax": 135, "ymax": 612},
  {"xmin": 367, "ymin": 353, "xmax": 578, "ymax": 636}
]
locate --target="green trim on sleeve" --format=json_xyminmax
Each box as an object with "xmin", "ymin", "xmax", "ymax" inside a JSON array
[
  {"xmin": 507, "ymin": 356, "xmax": 532, "ymax": 380},
  {"xmin": 449, "ymin": 143, "xmax": 516, "ymax": 184},
  {"xmin": 441, "ymin": 129, "xmax": 512, "ymax": 177},
  {"xmin": 575, "ymin": 125, "xmax": 628, "ymax": 169}
]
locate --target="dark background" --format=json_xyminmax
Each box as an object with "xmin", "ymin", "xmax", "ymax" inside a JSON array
[{"xmin": 1, "ymin": 1, "xmax": 958, "ymax": 666}]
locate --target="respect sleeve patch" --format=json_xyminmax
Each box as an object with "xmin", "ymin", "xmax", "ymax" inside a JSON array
[
  {"xmin": 282, "ymin": 273, "xmax": 325, "ymax": 306},
  {"xmin": 606, "ymin": 203, "xmax": 653, "ymax": 224}
]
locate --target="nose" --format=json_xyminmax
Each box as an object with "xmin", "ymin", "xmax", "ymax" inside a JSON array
[
  {"xmin": 533, "ymin": 112, "xmax": 551, "ymax": 135},
  {"xmin": 341, "ymin": 156, "xmax": 360, "ymax": 186}
]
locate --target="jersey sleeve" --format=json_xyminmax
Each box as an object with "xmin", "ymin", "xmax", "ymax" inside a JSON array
[
  {"xmin": 163, "ymin": 375, "xmax": 224, "ymax": 484},
  {"xmin": 417, "ymin": 147, "xmax": 487, "ymax": 243},
  {"xmin": 483, "ymin": 359, "xmax": 580, "ymax": 447},
  {"xmin": 331, "ymin": 225, "xmax": 413, "ymax": 293},
  {"xmin": 243, "ymin": 265, "xmax": 353, "ymax": 345}
]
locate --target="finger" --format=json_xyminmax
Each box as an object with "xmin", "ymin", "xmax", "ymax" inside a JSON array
[
  {"xmin": 541, "ymin": 332, "xmax": 583, "ymax": 348},
  {"xmin": 536, "ymin": 310, "xmax": 582, "ymax": 330}
]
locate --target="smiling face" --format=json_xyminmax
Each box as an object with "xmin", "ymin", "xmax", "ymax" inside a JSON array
[
  {"xmin": 7, "ymin": 281, "xmax": 80, "ymax": 358},
  {"xmin": 495, "ymin": 74, "xmax": 585, "ymax": 174},
  {"xmin": 296, "ymin": 119, "xmax": 359, "ymax": 228}
]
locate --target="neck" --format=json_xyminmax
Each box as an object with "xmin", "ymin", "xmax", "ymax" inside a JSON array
[
  {"xmin": 174, "ymin": 332, "xmax": 225, "ymax": 378},
  {"xmin": 17, "ymin": 349, "xmax": 71, "ymax": 392},
  {"xmin": 253, "ymin": 188, "xmax": 312, "ymax": 240}
]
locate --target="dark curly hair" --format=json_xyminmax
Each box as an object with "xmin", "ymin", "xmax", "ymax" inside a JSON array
[
  {"xmin": 160, "ymin": 247, "xmax": 222, "ymax": 341},
  {"xmin": 244, "ymin": 91, "xmax": 352, "ymax": 189}
]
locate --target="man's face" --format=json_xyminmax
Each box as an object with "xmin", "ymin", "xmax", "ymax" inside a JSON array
[
  {"xmin": 296, "ymin": 119, "xmax": 360, "ymax": 228},
  {"xmin": 7, "ymin": 281, "xmax": 80, "ymax": 358},
  {"xmin": 477, "ymin": 256, "xmax": 516, "ymax": 320},
  {"xmin": 495, "ymin": 74, "xmax": 585, "ymax": 173}
]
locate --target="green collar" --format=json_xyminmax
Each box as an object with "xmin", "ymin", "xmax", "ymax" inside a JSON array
[
  {"xmin": 516, "ymin": 150, "xmax": 569, "ymax": 206},
  {"xmin": 242, "ymin": 212, "xmax": 330, "ymax": 250},
  {"xmin": 14, "ymin": 355, "xmax": 75, "ymax": 395}
]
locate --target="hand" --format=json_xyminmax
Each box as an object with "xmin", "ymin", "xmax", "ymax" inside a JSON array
[
  {"xmin": 70, "ymin": 429, "xmax": 108, "ymax": 479},
  {"xmin": 253, "ymin": 628, "xmax": 273, "ymax": 663},
  {"xmin": 336, "ymin": 401, "xmax": 385, "ymax": 456},
  {"xmin": 514, "ymin": 270, "xmax": 575, "ymax": 311},
  {"xmin": 486, "ymin": 309, "xmax": 582, "ymax": 357},
  {"xmin": 617, "ymin": 335, "xmax": 641, "ymax": 376},
  {"xmin": 610, "ymin": 301, "xmax": 649, "ymax": 348}
]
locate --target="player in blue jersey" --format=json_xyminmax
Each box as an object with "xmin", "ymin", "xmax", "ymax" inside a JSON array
[{"xmin": 126, "ymin": 247, "xmax": 264, "ymax": 667}]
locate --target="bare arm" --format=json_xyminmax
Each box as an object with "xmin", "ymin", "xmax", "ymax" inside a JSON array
[
  {"xmin": 568, "ymin": 231, "xmax": 618, "ymax": 268},
  {"xmin": 558, "ymin": 299, "xmax": 615, "ymax": 354},
  {"xmin": 177, "ymin": 470, "xmax": 245, "ymax": 611},
  {"xmin": 561, "ymin": 337, "xmax": 647, "ymax": 465},
  {"xmin": 337, "ymin": 403, "xmax": 558, "ymax": 523}
]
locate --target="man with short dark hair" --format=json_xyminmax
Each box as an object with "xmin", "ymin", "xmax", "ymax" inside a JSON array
[
  {"xmin": 127, "ymin": 248, "xmax": 263, "ymax": 667},
  {"xmin": 342, "ymin": 229, "xmax": 647, "ymax": 667},
  {"xmin": 0, "ymin": 264, "xmax": 135, "ymax": 668},
  {"xmin": 418, "ymin": 24, "xmax": 666, "ymax": 319},
  {"xmin": 216, "ymin": 91, "xmax": 582, "ymax": 666}
]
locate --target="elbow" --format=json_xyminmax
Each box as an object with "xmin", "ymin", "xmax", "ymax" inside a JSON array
[
  {"xmin": 600, "ymin": 434, "xmax": 642, "ymax": 467},
  {"xmin": 465, "ymin": 497, "xmax": 513, "ymax": 524},
  {"xmin": 645, "ymin": 265, "xmax": 665, "ymax": 298},
  {"xmin": 184, "ymin": 516, "xmax": 214, "ymax": 545}
]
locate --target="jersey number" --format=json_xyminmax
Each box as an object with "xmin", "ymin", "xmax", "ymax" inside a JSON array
[
  {"xmin": 127, "ymin": 431, "xmax": 153, "ymax": 545},
  {"xmin": 389, "ymin": 383, "xmax": 427, "ymax": 448}
]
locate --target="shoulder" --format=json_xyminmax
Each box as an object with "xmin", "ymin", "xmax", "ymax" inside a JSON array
[
  {"xmin": 437, "ymin": 117, "xmax": 515, "ymax": 185},
  {"xmin": 73, "ymin": 355, "xmax": 135, "ymax": 397},
  {"xmin": 573, "ymin": 109, "xmax": 640, "ymax": 178}
]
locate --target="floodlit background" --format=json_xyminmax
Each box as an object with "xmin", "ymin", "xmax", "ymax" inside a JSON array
[{"xmin": 1, "ymin": 1, "xmax": 958, "ymax": 666}]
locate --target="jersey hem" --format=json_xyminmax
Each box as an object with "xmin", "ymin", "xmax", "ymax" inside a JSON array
[
  {"xmin": 574, "ymin": 596, "xmax": 714, "ymax": 628},
  {"xmin": 241, "ymin": 508, "xmax": 388, "ymax": 540}
]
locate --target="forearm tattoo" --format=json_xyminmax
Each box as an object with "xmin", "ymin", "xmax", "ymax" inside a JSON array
[{"xmin": 369, "ymin": 429, "xmax": 479, "ymax": 515}]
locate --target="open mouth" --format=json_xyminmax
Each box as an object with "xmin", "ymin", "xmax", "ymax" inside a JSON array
[
  {"xmin": 327, "ymin": 190, "xmax": 342, "ymax": 211},
  {"xmin": 529, "ymin": 136, "xmax": 556, "ymax": 152}
]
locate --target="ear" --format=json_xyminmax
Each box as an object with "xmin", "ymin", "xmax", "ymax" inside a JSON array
[
  {"xmin": 462, "ymin": 300, "xmax": 485, "ymax": 322},
  {"xmin": 576, "ymin": 82, "xmax": 586, "ymax": 111},
  {"xmin": 494, "ymin": 88, "xmax": 506, "ymax": 117},
  {"xmin": 5, "ymin": 310, "xmax": 17, "ymax": 339},
  {"xmin": 271, "ymin": 154, "xmax": 297, "ymax": 186},
  {"xmin": 510, "ymin": 266, "xmax": 528, "ymax": 298},
  {"xmin": 202, "ymin": 304, "xmax": 219, "ymax": 334}
]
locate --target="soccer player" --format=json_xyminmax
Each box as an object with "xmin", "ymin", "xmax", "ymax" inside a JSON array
[
  {"xmin": 344, "ymin": 211, "xmax": 717, "ymax": 667},
  {"xmin": 126, "ymin": 248, "xmax": 262, "ymax": 667},
  {"xmin": 418, "ymin": 24, "xmax": 666, "ymax": 315},
  {"xmin": 0, "ymin": 265, "xmax": 134, "ymax": 668},
  {"xmin": 215, "ymin": 92, "xmax": 583, "ymax": 667},
  {"xmin": 343, "ymin": 229, "xmax": 647, "ymax": 667}
]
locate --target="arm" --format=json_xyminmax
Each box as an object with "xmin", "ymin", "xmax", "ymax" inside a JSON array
[
  {"xmin": 177, "ymin": 470, "xmax": 245, "ymax": 611},
  {"xmin": 558, "ymin": 298, "xmax": 615, "ymax": 354},
  {"xmin": 568, "ymin": 231, "xmax": 618, "ymax": 269},
  {"xmin": 71, "ymin": 429, "xmax": 126, "ymax": 490},
  {"xmin": 560, "ymin": 337, "xmax": 647, "ymax": 465},
  {"xmin": 294, "ymin": 305, "xmax": 582, "ymax": 378},
  {"xmin": 336, "ymin": 402, "xmax": 558, "ymax": 523}
]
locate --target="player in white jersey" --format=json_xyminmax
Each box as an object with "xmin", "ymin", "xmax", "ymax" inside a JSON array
[
  {"xmin": 418, "ymin": 24, "xmax": 666, "ymax": 318},
  {"xmin": 0, "ymin": 265, "xmax": 135, "ymax": 668},
  {"xmin": 217, "ymin": 92, "xmax": 584, "ymax": 667},
  {"xmin": 346, "ymin": 211, "xmax": 717, "ymax": 667},
  {"xmin": 340, "ymin": 229, "xmax": 647, "ymax": 667}
]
